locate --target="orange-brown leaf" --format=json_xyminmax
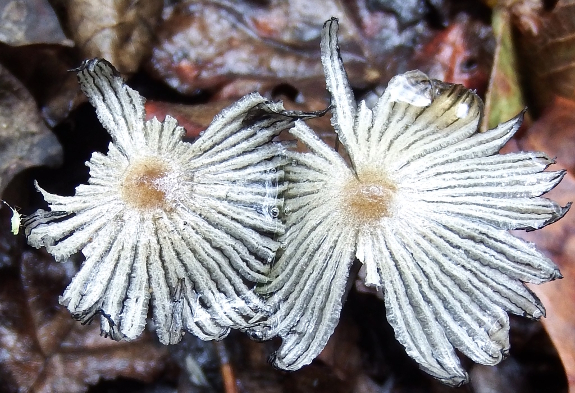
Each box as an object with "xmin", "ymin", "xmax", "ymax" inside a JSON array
[{"xmin": 66, "ymin": 0, "xmax": 163, "ymax": 74}]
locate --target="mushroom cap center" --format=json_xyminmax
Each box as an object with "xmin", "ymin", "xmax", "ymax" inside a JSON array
[
  {"xmin": 342, "ymin": 171, "xmax": 397, "ymax": 225},
  {"xmin": 121, "ymin": 157, "xmax": 172, "ymax": 211}
]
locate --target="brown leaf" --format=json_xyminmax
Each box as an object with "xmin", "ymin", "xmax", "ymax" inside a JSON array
[
  {"xmin": 149, "ymin": 2, "xmax": 323, "ymax": 94},
  {"xmin": 66, "ymin": 0, "xmax": 163, "ymax": 74},
  {"xmin": 517, "ymin": 168, "xmax": 575, "ymax": 392},
  {"xmin": 470, "ymin": 359, "xmax": 526, "ymax": 393},
  {"xmin": 0, "ymin": 44, "xmax": 84, "ymax": 127},
  {"xmin": 148, "ymin": 0, "xmax": 373, "ymax": 98},
  {"xmin": 316, "ymin": 314, "xmax": 362, "ymax": 383},
  {"xmin": 492, "ymin": 12, "xmax": 575, "ymax": 389},
  {"xmin": 409, "ymin": 14, "xmax": 495, "ymax": 97},
  {"xmin": 509, "ymin": 97, "xmax": 575, "ymax": 392},
  {"xmin": 220, "ymin": 330, "xmax": 355, "ymax": 393},
  {"xmin": 521, "ymin": 96, "xmax": 575, "ymax": 173},
  {"xmin": 343, "ymin": 0, "xmax": 434, "ymax": 75},
  {"xmin": 238, "ymin": 0, "xmax": 357, "ymax": 46},
  {"xmin": 0, "ymin": 0, "xmax": 72, "ymax": 46},
  {"xmin": 145, "ymin": 99, "xmax": 235, "ymax": 139},
  {"xmin": 0, "ymin": 249, "xmax": 168, "ymax": 392},
  {"xmin": 148, "ymin": 0, "xmax": 497, "ymax": 115},
  {"xmin": 507, "ymin": 0, "xmax": 544, "ymax": 36},
  {"xmin": 515, "ymin": 0, "xmax": 575, "ymax": 116},
  {"xmin": 0, "ymin": 63, "xmax": 62, "ymax": 195}
]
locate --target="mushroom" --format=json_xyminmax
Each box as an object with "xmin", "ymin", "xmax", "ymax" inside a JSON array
[
  {"xmin": 24, "ymin": 59, "xmax": 307, "ymax": 344},
  {"xmin": 251, "ymin": 18, "xmax": 570, "ymax": 386}
]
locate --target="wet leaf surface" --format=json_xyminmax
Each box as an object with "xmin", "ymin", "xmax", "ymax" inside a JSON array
[
  {"xmin": 521, "ymin": 96, "xmax": 575, "ymax": 173},
  {"xmin": 149, "ymin": 1, "xmax": 344, "ymax": 97},
  {"xmin": 409, "ymin": 14, "xmax": 494, "ymax": 97},
  {"xmin": 148, "ymin": 0, "xmax": 465, "ymax": 101},
  {"xmin": 496, "ymin": 4, "xmax": 575, "ymax": 388},
  {"xmin": 0, "ymin": 63, "xmax": 62, "ymax": 195}
]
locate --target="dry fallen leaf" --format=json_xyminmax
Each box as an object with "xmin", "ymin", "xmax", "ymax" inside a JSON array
[
  {"xmin": 513, "ymin": 115, "xmax": 575, "ymax": 393},
  {"xmin": 515, "ymin": 0, "xmax": 575, "ymax": 116},
  {"xmin": 229, "ymin": 333, "xmax": 353, "ymax": 393},
  {"xmin": 0, "ymin": 0, "xmax": 72, "ymax": 46},
  {"xmin": 0, "ymin": 63, "xmax": 62, "ymax": 195},
  {"xmin": 0, "ymin": 44, "xmax": 84, "ymax": 127},
  {"xmin": 0, "ymin": 249, "xmax": 168, "ymax": 392},
  {"xmin": 520, "ymin": 96, "xmax": 575, "ymax": 173},
  {"xmin": 65, "ymin": 0, "xmax": 163, "ymax": 73}
]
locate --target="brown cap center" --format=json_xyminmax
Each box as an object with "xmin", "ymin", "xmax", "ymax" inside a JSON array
[
  {"xmin": 342, "ymin": 171, "xmax": 396, "ymax": 225},
  {"xmin": 121, "ymin": 158, "xmax": 171, "ymax": 211}
]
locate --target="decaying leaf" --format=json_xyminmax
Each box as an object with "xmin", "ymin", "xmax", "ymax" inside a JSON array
[
  {"xmin": 481, "ymin": 7, "xmax": 527, "ymax": 132},
  {"xmin": 519, "ymin": 96, "xmax": 575, "ymax": 173},
  {"xmin": 508, "ymin": 0, "xmax": 575, "ymax": 171},
  {"xmin": 252, "ymin": 18, "xmax": 568, "ymax": 386},
  {"xmin": 144, "ymin": 99, "xmax": 235, "ymax": 139},
  {"xmin": 0, "ymin": 0, "xmax": 72, "ymax": 46},
  {"xmin": 0, "ymin": 44, "xmax": 83, "ymax": 127},
  {"xmin": 149, "ymin": 0, "xmax": 414, "ymax": 98},
  {"xmin": 65, "ymin": 0, "xmax": 163, "ymax": 73},
  {"xmin": 149, "ymin": 2, "xmax": 335, "ymax": 95},
  {"xmin": 515, "ymin": 0, "xmax": 575, "ymax": 116},
  {"xmin": 0, "ymin": 249, "xmax": 168, "ymax": 392},
  {"xmin": 148, "ymin": 0, "xmax": 495, "ymax": 107},
  {"xmin": 410, "ymin": 14, "xmax": 495, "ymax": 98},
  {"xmin": 512, "ymin": 101, "xmax": 575, "ymax": 393},
  {"xmin": 0, "ymin": 63, "xmax": 63, "ymax": 195},
  {"xmin": 469, "ymin": 2, "xmax": 575, "ymax": 390}
]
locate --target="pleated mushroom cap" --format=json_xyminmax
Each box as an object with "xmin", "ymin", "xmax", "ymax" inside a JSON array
[
  {"xmin": 251, "ymin": 18, "xmax": 570, "ymax": 386},
  {"xmin": 24, "ymin": 59, "xmax": 300, "ymax": 344}
]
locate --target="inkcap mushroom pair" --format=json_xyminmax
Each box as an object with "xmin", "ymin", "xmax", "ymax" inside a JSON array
[{"xmin": 23, "ymin": 17, "xmax": 569, "ymax": 386}]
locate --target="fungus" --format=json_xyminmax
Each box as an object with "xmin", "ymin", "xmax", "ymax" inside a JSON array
[
  {"xmin": 251, "ymin": 18, "xmax": 570, "ymax": 386},
  {"xmin": 23, "ymin": 59, "xmax": 303, "ymax": 344}
]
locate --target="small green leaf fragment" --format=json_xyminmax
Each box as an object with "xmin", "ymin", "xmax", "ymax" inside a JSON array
[
  {"xmin": 482, "ymin": 8, "xmax": 528, "ymax": 132},
  {"xmin": 2, "ymin": 200, "xmax": 20, "ymax": 235}
]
